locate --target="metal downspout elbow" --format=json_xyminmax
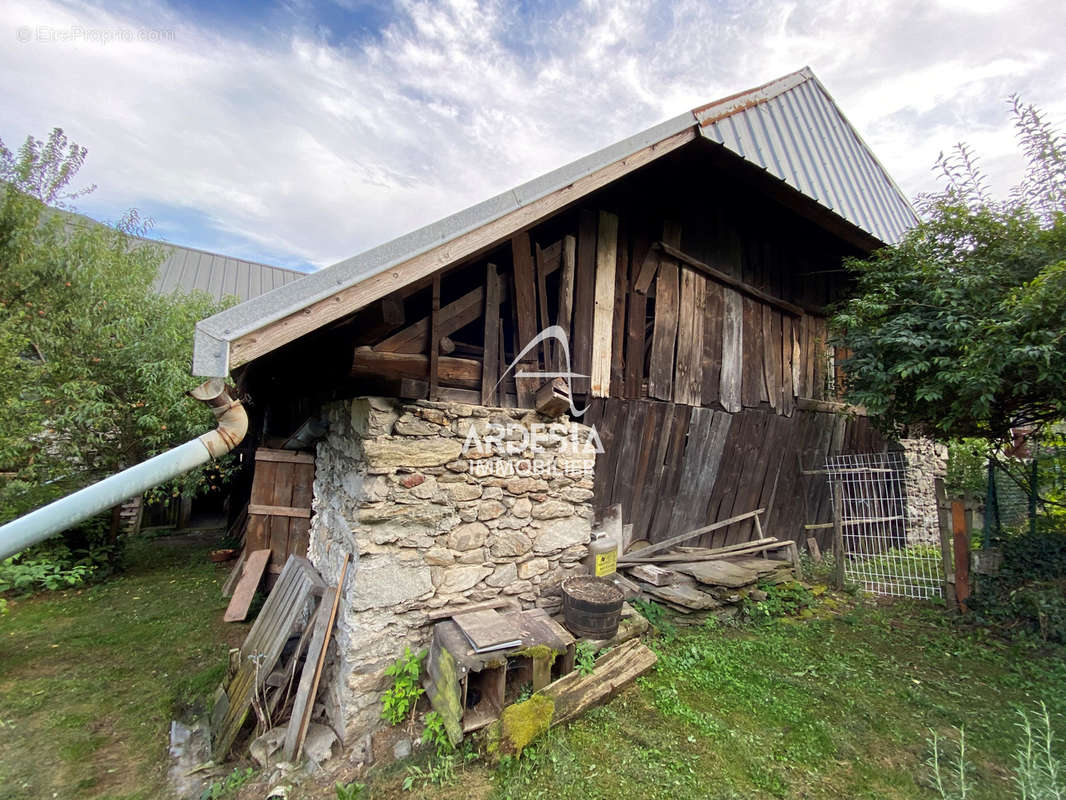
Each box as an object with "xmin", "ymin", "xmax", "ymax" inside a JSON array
[{"xmin": 188, "ymin": 378, "xmax": 249, "ymax": 459}]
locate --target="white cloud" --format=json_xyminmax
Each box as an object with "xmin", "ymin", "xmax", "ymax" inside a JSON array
[{"xmin": 2, "ymin": 0, "xmax": 1064, "ymax": 269}]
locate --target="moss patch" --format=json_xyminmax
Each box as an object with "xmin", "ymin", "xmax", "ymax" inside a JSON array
[{"xmin": 486, "ymin": 694, "xmax": 555, "ymax": 759}]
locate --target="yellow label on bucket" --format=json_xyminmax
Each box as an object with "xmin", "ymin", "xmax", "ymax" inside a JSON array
[{"xmin": 594, "ymin": 549, "xmax": 617, "ymax": 577}]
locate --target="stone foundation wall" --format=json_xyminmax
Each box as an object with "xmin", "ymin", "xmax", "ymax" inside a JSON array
[
  {"xmin": 307, "ymin": 397, "xmax": 597, "ymax": 742},
  {"xmin": 900, "ymin": 438, "xmax": 947, "ymax": 545}
]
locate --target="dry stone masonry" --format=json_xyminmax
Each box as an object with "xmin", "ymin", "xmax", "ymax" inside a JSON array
[
  {"xmin": 307, "ymin": 397, "xmax": 597, "ymax": 741},
  {"xmin": 900, "ymin": 438, "xmax": 947, "ymax": 545}
]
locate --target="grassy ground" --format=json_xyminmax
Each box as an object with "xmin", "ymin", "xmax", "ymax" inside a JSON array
[
  {"xmin": 357, "ymin": 596, "xmax": 1066, "ymax": 800},
  {"xmin": 4, "ymin": 534, "xmax": 1066, "ymax": 800},
  {"xmin": 0, "ymin": 530, "xmax": 238, "ymax": 800}
]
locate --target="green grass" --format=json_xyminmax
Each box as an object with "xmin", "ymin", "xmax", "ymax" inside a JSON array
[
  {"xmin": 0, "ymin": 531, "xmax": 236, "ymax": 800},
  {"xmin": 361, "ymin": 597, "xmax": 1066, "ymax": 800},
  {"xmin": 480, "ymin": 605, "xmax": 1066, "ymax": 800}
]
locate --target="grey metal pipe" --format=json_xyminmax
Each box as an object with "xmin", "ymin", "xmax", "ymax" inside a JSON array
[{"xmin": 0, "ymin": 378, "xmax": 248, "ymax": 560}]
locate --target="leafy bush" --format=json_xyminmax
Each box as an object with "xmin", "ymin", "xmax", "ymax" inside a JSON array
[
  {"xmin": 0, "ymin": 514, "xmax": 120, "ymax": 595},
  {"xmin": 969, "ymin": 525, "xmax": 1066, "ymax": 641}
]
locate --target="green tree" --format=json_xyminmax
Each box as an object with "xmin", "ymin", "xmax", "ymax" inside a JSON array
[
  {"xmin": 0, "ymin": 128, "xmax": 234, "ymax": 527},
  {"xmin": 832, "ymin": 98, "xmax": 1066, "ymax": 445}
]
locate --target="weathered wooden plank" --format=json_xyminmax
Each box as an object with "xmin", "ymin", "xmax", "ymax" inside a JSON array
[
  {"xmin": 373, "ymin": 287, "xmax": 483, "ymax": 354},
  {"xmin": 268, "ymin": 459, "xmax": 296, "ymax": 567},
  {"xmin": 654, "ymin": 241, "xmax": 804, "ymax": 317},
  {"xmin": 674, "ymin": 269, "xmax": 705, "ymax": 407},
  {"xmin": 557, "ymin": 236, "xmax": 576, "ymax": 357},
  {"xmin": 667, "ymin": 407, "xmax": 717, "ymax": 534},
  {"xmin": 781, "ymin": 314, "xmax": 795, "ymax": 416},
  {"xmin": 609, "ymin": 221, "xmax": 629, "ymax": 397},
  {"xmin": 723, "ymin": 411, "xmax": 773, "ymax": 544},
  {"xmin": 719, "ymin": 288, "xmax": 743, "ymax": 412},
  {"xmin": 248, "ymin": 504, "xmax": 311, "ymax": 519},
  {"xmin": 701, "ymin": 281, "xmax": 723, "ymax": 407},
  {"xmin": 254, "ymin": 449, "xmax": 315, "ymax": 465},
  {"xmin": 740, "ymin": 298, "xmax": 763, "ymax": 407},
  {"xmin": 246, "ymin": 459, "xmax": 276, "ymax": 551},
  {"xmin": 539, "ymin": 638, "xmax": 656, "ymax": 728},
  {"xmin": 648, "ymin": 258, "xmax": 679, "ymax": 401},
  {"xmin": 352, "ymin": 347, "xmax": 481, "ymax": 388},
  {"xmin": 429, "ymin": 275, "xmax": 441, "ymax": 400},
  {"xmin": 512, "ymin": 232, "xmax": 539, "ymax": 407},
  {"xmin": 288, "ymin": 461, "xmax": 314, "ymax": 558},
  {"xmin": 610, "ymin": 401, "xmax": 647, "ymax": 521},
  {"xmin": 285, "ymin": 554, "xmax": 349, "ymax": 761},
  {"xmin": 625, "ymin": 229, "xmax": 651, "ymax": 398},
  {"xmin": 648, "ymin": 404, "xmax": 691, "ymax": 542},
  {"xmin": 622, "ymin": 509, "xmax": 767, "ymax": 561},
  {"xmin": 572, "ymin": 210, "xmax": 598, "ymax": 395},
  {"xmin": 223, "ymin": 549, "xmax": 271, "ymax": 623},
  {"xmin": 631, "ymin": 401, "xmax": 669, "ymax": 542},
  {"xmin": 591, "ymin": 211, "xmax": 619, "ymax": 397},
  {"xmin": 481, "ymin": 263, "xmax": 501, "ymax": 406},
  {"xmin": 761, "ymin": 305, "xmax": 778, "ymax": 411},
  {"xmin": 535, "ymin": 243, "xmax": 553, "ymax": 372}
]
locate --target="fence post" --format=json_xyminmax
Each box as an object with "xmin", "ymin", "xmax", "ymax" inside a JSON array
[
  {"xmin": 934, "ymin": 478, "xmax": 958, "ymax": 612},
  {"xmin": 952, "ymin": 499, "xmax": 970, "ymax": 611},
  {"xmin": 832, "ymin": 481, "xmax": 845, "ymax": 590}
]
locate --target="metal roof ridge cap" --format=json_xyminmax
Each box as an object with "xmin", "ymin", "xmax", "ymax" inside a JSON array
[
  {"xmin": 804, "ymin": 73, "xmax": 919, "ymax": 225},
  {"xmin": 192, "ymin": 110, "xmax": 698, "ymax": 346},
  {"xmin": 693, "ymin": 67, "xmax": 813, "ymax": 126}
]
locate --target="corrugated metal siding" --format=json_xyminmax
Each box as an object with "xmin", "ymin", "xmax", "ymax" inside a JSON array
[
  {"xmin": 151, "ymin": 242, "xmax": 305, "ymax": 303},
  {"xmin": 696, "ymin": 72, "xmax": 917, "ymax": 245}
]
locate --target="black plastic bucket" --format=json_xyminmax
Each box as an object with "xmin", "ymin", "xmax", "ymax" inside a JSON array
[{"xmin": 561, "ymin": 576, "xmax": 624, "ymax": 639}]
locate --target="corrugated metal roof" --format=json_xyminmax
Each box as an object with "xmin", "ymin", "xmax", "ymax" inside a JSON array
[
  {"xmin": 694, "ymin": 67, "xmax": 917, "ymax": 245},
  {"xmin": 148, "ymin": 240, "xmax": 305, "ymax": 304},
  {"xmin": 192, "ymin": 67, "xmax": 917, "ymax": 377}
]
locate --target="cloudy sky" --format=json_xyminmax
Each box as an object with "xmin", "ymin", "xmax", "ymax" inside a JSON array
[{"xmin": 2, "ymin": 0, "xmax": 1064, "ymax": 272}]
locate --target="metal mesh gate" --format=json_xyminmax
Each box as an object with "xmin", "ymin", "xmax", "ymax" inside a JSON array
[{"xmin": 826, "ymin": 452, "xmax": 944, "ymax": 599}]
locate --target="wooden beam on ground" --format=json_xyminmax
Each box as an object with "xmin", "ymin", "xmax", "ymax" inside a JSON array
[
  {"xmin": 590, "ymin": 211, "xmax": 618, "ymax": 397},
  {"xmin": 622, "ymin": 538, "xmax": 792, "ymax": 565},
  {"xmin": 352, "ymin": 347, "xmax": 481, "ymax": 389},
  {"xmin": 620, "ymin": 510, "xmax": 767, "ymax": 562},
  {"xmin": 539, "ymin": 638, "xmax": 657, "ymax": 728},
  {"xmin": 373, "ymin": 287, "xmax": 484, "ymax": 354},
  {"xmin": 512, "ymin": 232, "xmax": 539, "ymax": 408},
  {"xmin": 481, "ymin": 263, "xmax": 501, "ymax": 406}
]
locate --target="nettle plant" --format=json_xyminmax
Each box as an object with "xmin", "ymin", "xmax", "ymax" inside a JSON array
[{"xmin": 381, "ymin": 647, "xmax": 426, "ymax": 726}]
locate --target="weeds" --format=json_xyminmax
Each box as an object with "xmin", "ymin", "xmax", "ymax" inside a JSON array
[
  {"xmin": 575, "ymin": 641, "xmax": 598, "ymax": 676},
  {"xmin": 334, "ymin": 780, "xmax": 367, "ymax": 800},
  {"xmin": 200, "ymin": 767, "xmax": 255, "ymax": 800},
  {"xmin": 382, "ymin": 647, "xmax": 426, "ymax": 726}
]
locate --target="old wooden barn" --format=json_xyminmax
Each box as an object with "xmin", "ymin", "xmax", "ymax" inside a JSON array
[{"xmin": 197, "ymin": 68, "xmax": 924, "ymax": 745}]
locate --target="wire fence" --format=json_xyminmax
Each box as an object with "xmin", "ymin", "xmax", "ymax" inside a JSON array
[{"xmin": 826, "ymin": 451, "xmax": 944, "ymax": 600}]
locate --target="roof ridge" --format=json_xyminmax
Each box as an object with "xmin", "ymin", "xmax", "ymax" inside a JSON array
[{"xmin": 691, "ymin": 67, "xmax": 814, "ymax": 125}]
